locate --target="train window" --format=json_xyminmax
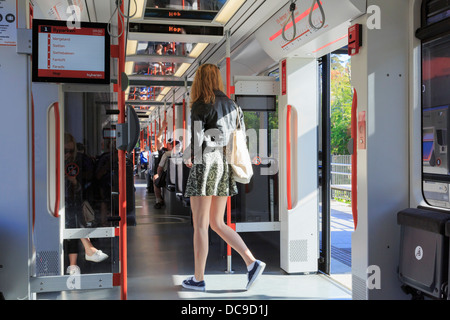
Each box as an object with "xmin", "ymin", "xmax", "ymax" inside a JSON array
[
  {"xmin": 233, "ymin": 101, "xmax": 279, "ymax": 223},
  {"xmin": 421, "ymin": 35, "xmax": 450, "ymax": 208},
  {"xmin": 235, "ymin": 95, "xmax": 276, "ymax": 112}
]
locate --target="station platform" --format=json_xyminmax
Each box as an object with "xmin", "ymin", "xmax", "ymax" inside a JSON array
[{"xmin": 37, "ymin": 177, "xmax": 352, "ymax": 300}]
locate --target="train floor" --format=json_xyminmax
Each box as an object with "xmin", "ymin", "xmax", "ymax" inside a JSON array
[{"xmin": 37, "ymin": 177, "xmax": 352, "ymax": 300}]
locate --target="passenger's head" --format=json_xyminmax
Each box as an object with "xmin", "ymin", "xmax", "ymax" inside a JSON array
[
  {"xmin": 167, "ymin": 139, "xmax": 181, "ymax": 152},
  {"xmin": 64, "ymin": 133, "xmax": 77, "ymax": 162},
  {"xmin": 190, "ymin": 63, "xmax": 224, "ymax": 107}
]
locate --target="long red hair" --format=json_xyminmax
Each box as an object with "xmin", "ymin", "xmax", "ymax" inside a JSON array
[{"xmin": 190, "ymin": 64, "xmax": 224, "ymax": 108}]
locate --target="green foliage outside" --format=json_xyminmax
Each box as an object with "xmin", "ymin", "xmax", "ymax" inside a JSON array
[
  {"xmin": 241, "ymin": 54, "xmax": 351, "ymax": 158},
  {"xmin": 243, "ymin": 107, "xmax": 278, "ymax": 132},
  {"xmin": 330, "ymin": 54, "xmax": 352, "ymax": 155}
]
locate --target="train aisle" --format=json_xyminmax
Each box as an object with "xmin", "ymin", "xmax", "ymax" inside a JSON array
[{"xmin": 37, "ymin": 177, "xmax": 351, "ymax": 300}]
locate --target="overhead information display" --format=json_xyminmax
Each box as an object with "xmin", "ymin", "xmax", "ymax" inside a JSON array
[
  {"xmin": 128, "ymin": 22, "xmax": 223, "ymax": 43},
  {"xmin": 32, "ymin": 19, "xmax": 110, "ymax": 84},
  {"xmin": 143, "ymin": 8, "xmax": 218, "ymax": 20}
]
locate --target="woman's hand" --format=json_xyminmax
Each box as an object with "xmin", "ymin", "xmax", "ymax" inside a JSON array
[
  {"xmin": 67, "ymin": 175, "xmax": 78, "ymax": 186},
  {"xmin": 184, "ymin": 159, "xmax": 193, "ymax": 168}
]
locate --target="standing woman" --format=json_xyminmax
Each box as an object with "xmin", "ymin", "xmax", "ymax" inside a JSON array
[{"xmin": 182, "ymin": 64, "xmax": 265, "ymax": 291}]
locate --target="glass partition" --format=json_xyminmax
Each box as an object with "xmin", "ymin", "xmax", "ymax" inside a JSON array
[
  {"xmin": 422, "ymin": 35, "xmax": 450, "ymax": 208},
  {"xmin": 232, "ymin": 97, "xmax": 279, "ymax": 223},
  {"xmin": 63, "ymin": 91, "xmax": 119, "ymax": 275}
]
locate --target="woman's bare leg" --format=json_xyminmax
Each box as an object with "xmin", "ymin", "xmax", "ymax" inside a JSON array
[
  {"xmin": 190, "ymin": 195, "xmax": 212, "ymax": 281},
  {"xmin": 209, "ymin": 196, "xmax": 256, "ymax": 267},
  {"xmin": 68, "ymin": 253, "xmax": 77, "ymax": 266}
]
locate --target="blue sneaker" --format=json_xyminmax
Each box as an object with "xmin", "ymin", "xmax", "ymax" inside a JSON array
[
  {"xmin": 246, "ymin": 260, "xmax": 266, "ymax": 290},
  {"xmin": 182, "ymin": 276, "xmax": 206, "ymax": 292}
]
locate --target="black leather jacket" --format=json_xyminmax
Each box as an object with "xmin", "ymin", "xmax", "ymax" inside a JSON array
[{"xmin": 183, "ymin": 90, "xmax": 244, "ymax": 163}]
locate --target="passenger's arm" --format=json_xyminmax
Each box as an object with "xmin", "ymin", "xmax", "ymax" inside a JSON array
[
  {"xmin": 156, "ymin": 152, "xmax": 168, "ymax": 177},
  {"xmin": 189, "ymin": 103, "xmax": 206, "ymax": 165},
  {"xmin": 156, "ymin": 119, "xmax": 168, "ymax": 150}
]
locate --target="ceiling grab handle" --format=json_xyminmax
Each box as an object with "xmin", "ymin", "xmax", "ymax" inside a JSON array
[
  {"xmin": 282, "ymin": 0, "xmax": 297, "ymax": 42},
  {"xmin": 308, "ymin": 0, "xmax": 326, "ymax": 31},
  {"xmin": 47, "ymin": 102, "xmax": 61, "ymax": 218},
  {"xmin": 286, "ymin": 104, "xmax": 293, "ymax": 210}
]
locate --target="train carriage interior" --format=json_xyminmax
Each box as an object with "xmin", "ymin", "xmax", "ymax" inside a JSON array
[{"xmin": 1, "ymin": 0, "xmax": 450, "ymax": 303}]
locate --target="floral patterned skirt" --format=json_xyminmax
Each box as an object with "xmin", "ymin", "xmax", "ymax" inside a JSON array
[{"xmin": 184, "ymin": 148, "xmax": 238, "ymax": 197}]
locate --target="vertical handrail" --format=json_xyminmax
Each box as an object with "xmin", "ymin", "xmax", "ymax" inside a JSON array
[
  {"xmin": 173, "ymin": 102, "xmax": 176, "ymax": 150},
  {"xmin": 117, "ymin": 0, "xmax": 128, "ymax": 300},
  {"xmin": 225, "ymin": 30, "xmax": 234, "ymax": 273},
  {"xmin": 32, "ymin": 92, "xmax": 36, "ymax": 229},
  {"xmin": 47, "ymin": 102, "xmax": 61, "ymax": 218},
  {"xmin": 164, "ymin": 110, "xmax": 167, "ymax": 147},
  {"xmin": 286, "ymin": 105, "xmax": 292, "ymax": 210},
  {"xmin": 54, "ymin": 102, "xmax": 60, "ymax": 218},
  {"xmin": 154, "ymin": 119, "xmax": 157, "ymax": 148},
  {"xmin": 351, "ymin": 88, "xmax": 358, "ymax": 230},
  {"xmin": 183, "ymin": 97, "xmax": 186, "ymax": 151}
]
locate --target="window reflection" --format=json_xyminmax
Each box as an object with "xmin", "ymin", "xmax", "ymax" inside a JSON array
[
  {"xmin": 63, "ymin": 92, "xmax": 118, "ymax": 275},
  {"xmin": 133, "ymin": 61, "xmax": 177, "ymax": 76},
  {"xmin": 128, "ymin": 86, "xmax": 163, "ymax": 101},
  {"xmin": 136, "ymin": 41, "xmax": 193, "ymax": 56},
  {"xmin": 129, "ymin": 41, "xmax": 194, "ymax": 77},
  {"xmin": 147, "ymin": 0, "xmax": 226, "ymax": 10}
]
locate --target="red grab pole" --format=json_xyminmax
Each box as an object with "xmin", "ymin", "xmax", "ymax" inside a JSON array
[
  {"xmin": 226, "ymin": 56, "xmax": 233, "ymax": 259},
  {"xmin": 117, "ymin": 0, "xmax": 128, "ymax": 300},
  {"xmin": 225, "ymin": 30, "xmax": 235, "ymax": 273},
  {"xmin": 351, "ymin": 88, "xmax": 358, "ymax": 230},
  {"xmin": 173, "ymin": 103, "xmax": 176, "ymax": 150},
  {"xmin": 53, "ymin": 102, "xmax": 61, "ymax": 218},
  {"xmin": 286, "ymin": 105, "xmax": 292, "ymax": 211},
  {"xmin": 182, "ymin": 98, "xmax": 186, "ymax": 151}
]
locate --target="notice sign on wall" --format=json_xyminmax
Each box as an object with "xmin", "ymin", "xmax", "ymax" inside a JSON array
[
  {"xmin": 0, "ymin": 0, "xmax": 17, "ymax": 46},
  {"xmin": 32, "ymin": 19, "xmax": 110, "ymax": 84}
]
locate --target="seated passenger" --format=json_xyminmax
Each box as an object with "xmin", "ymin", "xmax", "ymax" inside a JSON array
[
  {"xmin": 140, "ymin": 146, "xmax": 149, "ymax": 171},
  {"xmin": 153, "ymin": 139, "xmax": 181, "ymax": 209}
]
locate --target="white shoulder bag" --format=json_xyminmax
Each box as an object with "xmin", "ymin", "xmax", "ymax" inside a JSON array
[{"xmin": 227, "ymin": 103, "xmax": 253, "ymax": 184}]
